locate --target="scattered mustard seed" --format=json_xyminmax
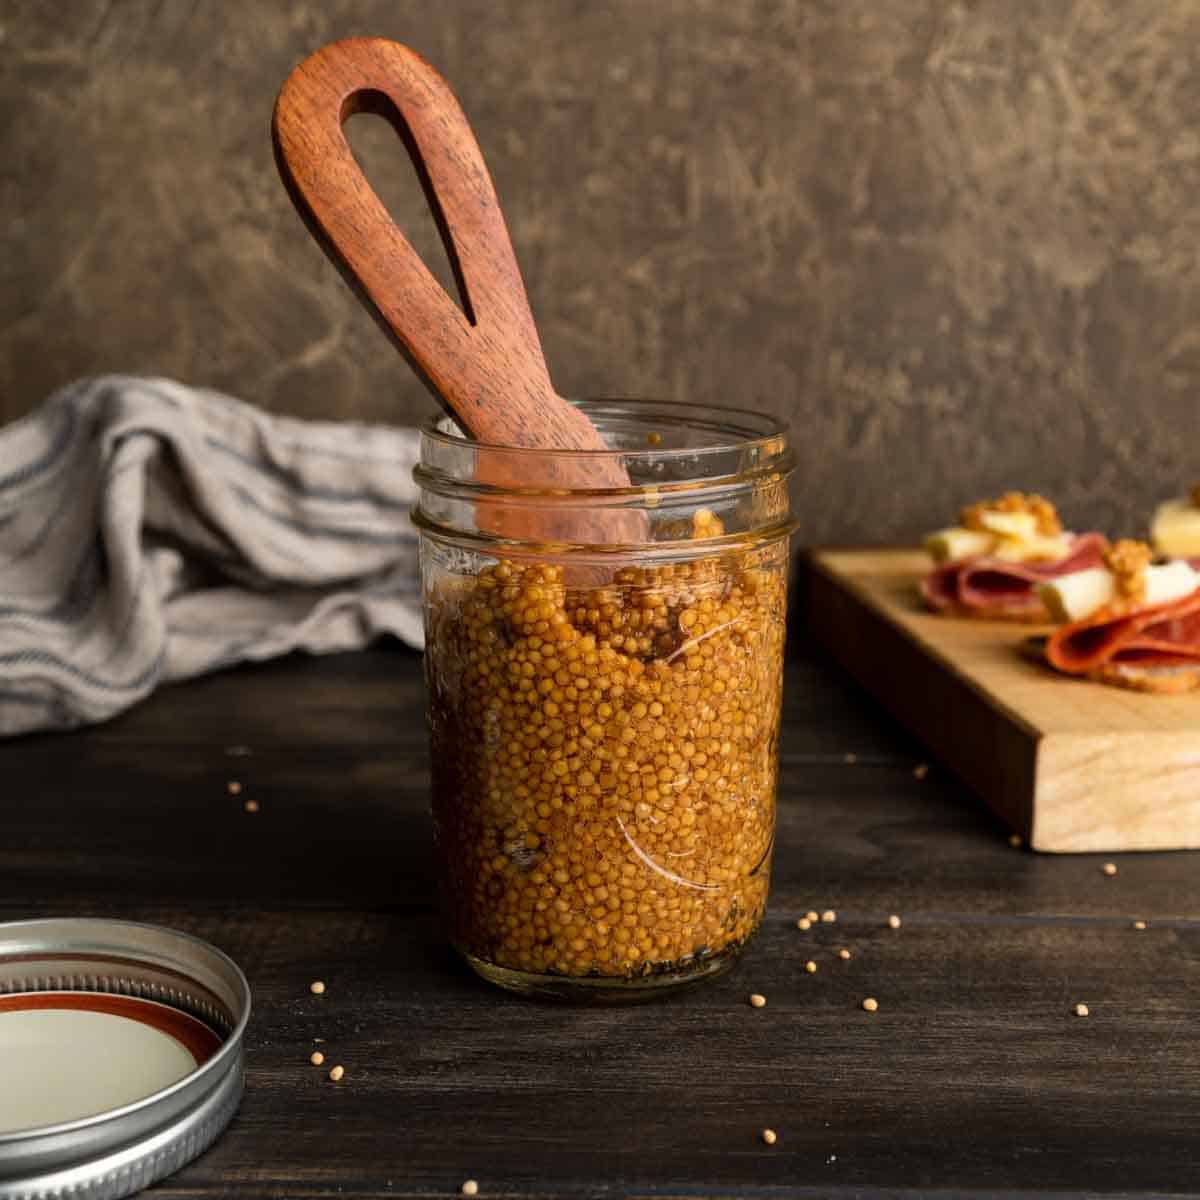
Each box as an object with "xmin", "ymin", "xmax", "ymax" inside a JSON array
[
  {"xmin": 887, "ymin": 914, "xmax": 902, "ymax": 929},
  {"xmin": 328, "ymin": 1064, "xmax": 345, "ymax": 1081},
  {"xmin": 761, "ymin": 1128, "xmax": 778, "ymax": 1146},
  {"xmin": 806, "ymin": 910, "xmax": 819, "ymax": 923},
  {"xmin": 645, "ymin": 431, "xmax": 663, "ymax": 446},
  {"xmin": 804, "ymin": 960, "xmax": 817, "ymax": 974},
  {"xmin": 243, "ymin": 799, "xmax": 259, "ymax": 813},
  {"xmin": 843, "ymin": 752, "xmax": 858, "ymax": 764},
  {"xmin": 862, "ymin": 997, "xmax": 879, "ymax": 1012},
  {"xmin": 1102, "ymin": 862, "xmax": 1118, "ymax": 877},
  {"xmin": 461, "ymin": 1182, "xmax": 480, "ymax": 1197},
  {"xmin": 796, "ymin": 917, "xmax": 812, "ymax": 931},
  {"xmin": 749, "ymin": 993, "xmax": 767, "ymax": 1008},
  {"xmin": 309, "ymin": 980, "xmax": 326, "ymax": 995},
  {"xmin": 821, "ymin": 909, "xmax": 837, "ymax": 924},
  {"xmin": 227, "ymin": 780, "xmax": 243, "ymax": 796},
  {"xmin": 1073, "ymin": 1003, "xmax": 1089, "ymax": 1018},
  {"xmin": 310, "ymin": 1051, "xmax": 325, "ymax": 1066},
  {"xmin": 838, "ymin": 948, "xmax": 851, "ymax": 960},
  {"xmin": 1133, "ymin": 920, "xmax": 1147, "ymax": 931},
  {"xmin": 913, "ymin": 763, "xmax": 929, "ymax": 780},
  {"xmin": 1008, "ymin": 834, "xmax": 1022, "ymax": 848}
]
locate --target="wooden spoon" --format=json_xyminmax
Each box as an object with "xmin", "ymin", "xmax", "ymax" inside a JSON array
[{"xmin": 272, "ymin": 37, "xmax": 638, "ymax": 546}]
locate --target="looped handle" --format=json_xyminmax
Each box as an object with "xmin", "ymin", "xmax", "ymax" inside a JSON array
[{"xmin": 273, "ymin": 38, "xmax": 601, "ymax": 451}]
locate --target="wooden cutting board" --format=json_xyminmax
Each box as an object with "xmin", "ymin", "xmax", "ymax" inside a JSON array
[{"xmin": 804, "ymin": 548, "xmax": 1200, "ymax": 853}]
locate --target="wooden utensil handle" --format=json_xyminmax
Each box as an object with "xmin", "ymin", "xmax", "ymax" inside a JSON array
[{"xmin": 273, "ymin": 37, "xmax": 600, "ymax": 451}]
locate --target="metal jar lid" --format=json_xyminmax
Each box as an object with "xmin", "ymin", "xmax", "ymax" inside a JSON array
[{"xmin": 0, "ymin": 918, "xmax": 251, "ymax": 1200}]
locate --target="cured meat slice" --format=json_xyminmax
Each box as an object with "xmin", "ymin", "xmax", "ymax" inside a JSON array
[
  {"xmin": 921, "ymin": 532, "xmax": 1108, "ymax": 618},
  {"xmin": 1045, "ymin": 589, "xmax": 1200, "ymax": 676}
]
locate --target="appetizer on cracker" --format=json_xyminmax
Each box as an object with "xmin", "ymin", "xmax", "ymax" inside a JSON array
[
  {"xmin": 1037, "ymin": 539, "xmax": 1200, "ymax": 693},
  {"xmin": 922, "ymin": 492, "xmax": 1107, "ymax": 621}
]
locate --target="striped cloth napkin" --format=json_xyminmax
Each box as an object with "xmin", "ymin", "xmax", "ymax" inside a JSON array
[{"xmin": 0, "ymin": 376, "xmax": 424, "ymax": 737}]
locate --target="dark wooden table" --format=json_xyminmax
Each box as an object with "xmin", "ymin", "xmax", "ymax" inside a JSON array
[{"xmin": 6, "ymin": 629, "xmax": 1200, "ymax": 1198}]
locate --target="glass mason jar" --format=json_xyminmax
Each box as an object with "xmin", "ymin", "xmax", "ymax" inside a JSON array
[{"xmin": 412, "ymin": 401, "xmax": 794, "ymax": 1001}]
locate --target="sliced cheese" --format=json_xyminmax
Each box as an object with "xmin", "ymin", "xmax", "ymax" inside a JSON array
[
  {"xmin": 1144, "ymin": 559, "xmax": 1200, "ymax": 606},
  {"xmin": 1039, "ymin": 561, "xmax": 1200, "ymax": 624},
  {"xmin": 1038, "ymin": 568, "xmax": 1114, "ymax": 624},
  {"xmin": 924, "ymin": 527, "xmax": 993, "ymax": 564},
  {"xmin": 977, "ymin": 510, "xmax": 1038, "ymax": 539},
  {"xmin": 1151, "ymin": 498, "xmax": 1200, "ymax": 559},
  {"xmin": 989, "ymin": 531, "xmax": 1074, "ymax": 563}
]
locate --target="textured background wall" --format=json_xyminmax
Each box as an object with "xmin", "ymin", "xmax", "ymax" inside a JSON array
[{"xmin": 3, "ymin": 0, "xmax": 1198, "ymax": 544}]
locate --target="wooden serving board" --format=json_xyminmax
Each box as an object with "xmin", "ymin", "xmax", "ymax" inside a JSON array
[{"xmin": 804, "ymin": 548, "xmax": 1200, "ymax": 853}]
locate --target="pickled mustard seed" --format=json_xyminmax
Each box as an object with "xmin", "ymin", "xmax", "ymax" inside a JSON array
[
  {"xmin": 804, "ymin": 960, "xmax": 817, "ymax": 974},
  {"xmin": 227, "ymin": 780, "xmax": 242, "ymax": 796},
  {"xmin": 862, "ymin": 997, "xmax": 879, "ymax": 1012},
  {"xmin": 887, "ymin": 914, "xmax": 902, "ymax": 929},
  {"xmin": 796, "ymin": 917, "xmax": 812, "ymax": 930},
  {"xmin": 328, "ymin": 1064, "xmax": 345, "ymax": 1081},
  {"xmin": 837, "ymin": 948, "xmax": 851, "ymax": 960},
  {"xmin": 749, "ymin": 993, "xmax": 767, "ymax": 1008},
  {"xmin": 309, "ymin": 980, "xmax": 326, "ymax": 995},
  {"xmin": 913, "ymin": 763, "xmax": 929, "ymax": 780},
  {"xmin": 1102, "ymin": 862, "xmax": 1118, "ymax": 876},
  {"xmin": 1073, "ymin": 1003, "xmax": 1089, "ymax": 1018},
  {"xmin": 1008, "ymin": 834, "xmax": 1022, "ymax": 848},
  {"xmin": 806, "ymin": 911, "xmax": 819, "ymax": 923},
  {"xmin": 821, "ymin": 909, "xmax": 837, "ymax": 924},
  {"xmin": 761, "ymin": 1129, "xmax": 778, "ymax": 1146},
  {"xmin": 1133, "ymin": 920, "xmax": 1147, "ymax": 930},
  {"xmin": 243, "ymin": 799, "xmax": 259, "ymax": 813},
  {"xmin": 427, "ymin": 554, "xmax": 785, "ymax": 981},
  {"xmin": 310, "ymin": 1051, "xmax": 325, "ymax": 1066}
]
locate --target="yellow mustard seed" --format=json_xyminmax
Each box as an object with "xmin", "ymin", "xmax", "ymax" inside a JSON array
[
  {"xmin": 461, "ymin": 1182, "xmax": 480, "ymax": 1197},
  {"xmin": 806, "ymin": 910, "xmax": 819, "ymax": 923},
  {"xmin": 310, "ymin": 1051, "xmax": 325, "ymax": 1066},
  {"xmin": 1008, "ymin": 833, "xmax": 1022, "ymax": 848},
  {"xmin": 227, "ymin": 780, "xmax": 243, "ymax": 796},
  {"xmin": 843, "ymin": 752, "xmax": 858, "ymax": 764},
  {"xmin": 804, "ymin": 960, "xmax": 817, "ymax": 974},
  {"xmin": 761, "ymin": 1128, "xmax": 778, "ymax": 1146},
  {"xmin": 862, "ymin": 997, "xmax": 879, "ymax": 1012},
  {"xmin": 309, "ymin": 980, "xmax": 326, "ymax": 995},
  {"xmin": 913, "ymin": 763, "xmax": 929, "ymax": 780},
  {"xmin": 1102, "ymin": 862, "xmax": 1118, "ymax": 877},
  {"xmin": 887, "ymin": 914, "xmax": 901, "ymax": 929},
  {"xmin": 1073, "ymin": 1003, "xmax": 1089, "ymax": 1018},
  {"xmin": 796, "ymin": 917, "xmax": 812, "ymax": 931},
  {"xmin": 328, "ymin": 1064, "xmax": 345, "ymax": 1081},
  {"xmin": 646, "ymin": 431, "xmax": 663, "ymax": 446},
  {"xmin": 838, "ymin": 948, "xmax": 851, "ymax": 960},
  {"xmin": 821, "ymin": 909, "xmax": 837, "ymax": 924},
  {"xmin": 749, "ymin": 993, "xmax": 766, "ymax": 1008},
  {"xmin": 426, "ymin": 554, "xmax": 787, "ymax": 982},
  {"xmin": 244, "ymin": 799, "xmax": 259, "ymax": 813},
  {"xmin": 1133, "ymin": 920, "xmax": 1147, "ymax": 930}
]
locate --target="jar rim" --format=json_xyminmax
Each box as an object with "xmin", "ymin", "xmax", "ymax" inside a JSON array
[{"xmin": 419, "ymin": 398, "xmax": 789, "ymax": 460}]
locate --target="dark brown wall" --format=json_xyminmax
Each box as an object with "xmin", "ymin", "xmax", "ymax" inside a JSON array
[{"xmin": 3, "ymin": 1, "xmax": 1198, "ymax": 544}]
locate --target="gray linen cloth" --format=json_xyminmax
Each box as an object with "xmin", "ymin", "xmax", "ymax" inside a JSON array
[{"xmin": 0, "ymin": 375, "xmax": 424, "ymax": 737}]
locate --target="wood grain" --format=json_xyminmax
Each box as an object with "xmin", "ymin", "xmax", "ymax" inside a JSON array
[
  {"xmin": 806, "ymin": 548, "xmax": 1200, "ymax": 853},
  {"xmin": 6, "ymin": 644, "xmax": 1200, "ymax": 1196},
  {"xmin": 272, "ymin": 38, "xmax": 637, "ymax": 545}
]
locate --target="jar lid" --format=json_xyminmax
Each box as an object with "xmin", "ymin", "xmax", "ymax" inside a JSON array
[{"xmin": 0, "ymin": 918, "xmax": 251, "ymax": 1200}]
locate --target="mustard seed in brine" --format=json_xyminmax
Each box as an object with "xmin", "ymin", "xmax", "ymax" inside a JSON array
[{"xmin": 425, "ymin": 547, "xmax": 788, "ymax": 985}]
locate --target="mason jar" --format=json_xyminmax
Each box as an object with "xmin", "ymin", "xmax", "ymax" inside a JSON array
[{"xmin": 412, "ymin": 401, "xmax": 795, "ymax": 1001}]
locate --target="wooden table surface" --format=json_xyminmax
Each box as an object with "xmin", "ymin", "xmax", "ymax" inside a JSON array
[{"xmin": 5, "ymin": 627, "xmax": 1200, "ymax": 1198}]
